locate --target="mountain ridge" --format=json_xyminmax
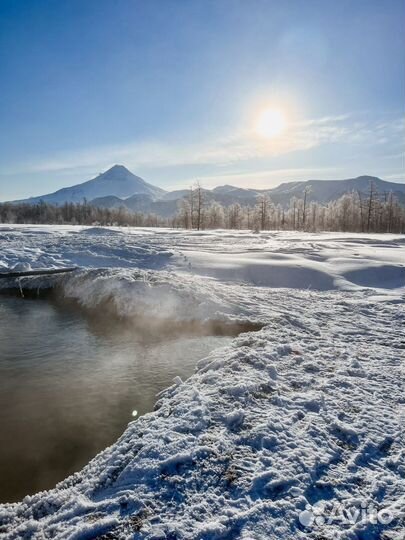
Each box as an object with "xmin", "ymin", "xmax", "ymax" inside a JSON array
[{"xmin": 9, "ymin": 166, "xmax": 405, "ymax": 217}]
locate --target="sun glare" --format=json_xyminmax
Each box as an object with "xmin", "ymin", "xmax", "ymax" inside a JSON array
[{"xmin": 255, "ymin": 107, "xmax": 287, "ymax": 138}]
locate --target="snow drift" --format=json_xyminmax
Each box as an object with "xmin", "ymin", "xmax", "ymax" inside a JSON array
[{"xmin": 0, "ymin": 226, "xmax": 404, "ymax": 539}]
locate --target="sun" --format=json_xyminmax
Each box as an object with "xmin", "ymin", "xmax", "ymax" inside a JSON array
[{"xmin": 255, "ymin": 107, "xmax": 287, "ymax": 138}]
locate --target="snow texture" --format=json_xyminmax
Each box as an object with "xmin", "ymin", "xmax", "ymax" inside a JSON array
[{"xmin": 0, "ymin": 226, "xmax": 404, "ymax": 539}]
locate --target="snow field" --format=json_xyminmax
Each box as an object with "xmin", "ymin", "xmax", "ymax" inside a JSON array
[{"xmin": 0, "ymin": 226, "xmax": 404, "ymax": 539}]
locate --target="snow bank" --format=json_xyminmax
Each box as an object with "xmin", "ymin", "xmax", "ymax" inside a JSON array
[
  {"xmin": 1, "ymin": 226, "xmax": 404, "ymax": 294},
  {"xmin": 2, "ymin": 291, "xmax": 404, "ymax": 539},
  {"xmin": 0, "ymin": 226, "xmax": 404, "ymax": 539},
  {"xmin": 59, "ymin": 268, "xmax": 237, "ymax": 325}
]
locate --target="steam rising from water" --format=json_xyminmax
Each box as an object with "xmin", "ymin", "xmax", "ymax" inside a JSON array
[{"xmin": 0, "ymin": 273, "xmax": 261, "ymax": 503}]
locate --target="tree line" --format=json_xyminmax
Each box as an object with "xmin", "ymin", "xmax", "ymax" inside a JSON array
[
  {"xmin": 174, "ymin": 182, "xmax": 405, "ymax": 233},
  {"xmin": 1, "ymin": 182, "xmax": 404, "ymax": 233},
  {"xmin": 0, "ymin": 200, "xmax": 162, "ymax": 228}
]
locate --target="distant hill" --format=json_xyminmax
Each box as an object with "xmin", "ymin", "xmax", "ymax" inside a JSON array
[
  {"xmin": 267, "ymin": 176, "xmax": 405, "ymax": 206},
  {"xmin": 13, "ymin": 165, "xmax": 166, "ymax": 205},
  {"xmin": 9, "ymin": 166, "xmax": 404, "ymax": 216},
  {"xmin": 89, "ymin": 175, "xmax": 404, "ymax": 217}
]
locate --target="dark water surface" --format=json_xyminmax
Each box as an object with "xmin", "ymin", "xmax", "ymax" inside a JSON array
[{"xmin": 0, "ymin": 296, "xmax": 232, "ymax": 503}]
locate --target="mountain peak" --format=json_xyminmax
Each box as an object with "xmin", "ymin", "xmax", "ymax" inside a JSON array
[
  {"xmin": 212, "ymin": 185, "xmax": 237, "ymax": 193},
  {"xmin": 12, "ymin": 165, "xmax": 166, "ymax": 205},
  {"xmin": 107, "ymin": 164, "xmax": 130, "ymax": 173},
  {"xmin": 100, "ymin": 164, "xmax": 134, "ymax": 180}
]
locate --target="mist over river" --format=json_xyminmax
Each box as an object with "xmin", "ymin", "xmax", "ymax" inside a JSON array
[{"xmin": 0, "ymin": 295, "xmax": 231, "ymax": 502}]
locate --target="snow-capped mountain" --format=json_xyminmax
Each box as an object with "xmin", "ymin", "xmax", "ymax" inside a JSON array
[
  {"xmin": 91, "ymin": 175, "xmax": 405, "ymax": 217},
  {"xmin": 11, "ymin": 166, "xmax": 404, "ymax": 214},
  {"xmin": 14, "ymin": 165, "xmax": 166, "ymax": 205},
  {"xmin": 267, "ymin": 175, "xmax": 405, "ymax": 206}
]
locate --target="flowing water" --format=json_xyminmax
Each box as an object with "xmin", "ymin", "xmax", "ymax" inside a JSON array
[{"xmin": 0, "ymin": 295, "xmax": 234, "ymax": 503}]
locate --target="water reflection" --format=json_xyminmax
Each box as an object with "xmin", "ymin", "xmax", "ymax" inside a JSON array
[{"xmin": 0, "ymin": 296, "xmax": 235, "ymax": 503}]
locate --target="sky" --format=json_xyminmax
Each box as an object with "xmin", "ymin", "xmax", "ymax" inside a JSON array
[{"xmin": 0, "ymin": 0, "xmax": 404, "ymax": 200}]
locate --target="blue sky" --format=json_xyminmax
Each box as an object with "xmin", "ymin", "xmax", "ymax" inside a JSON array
[{"xmin": 0, "ymin": 0, "xmax": 404, "ymax": 200}]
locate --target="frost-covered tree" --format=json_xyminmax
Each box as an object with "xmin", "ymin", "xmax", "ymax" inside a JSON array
[
  {"xmin": 207, "ymin": 202, "xmax": 225, "ymax": 229},
  {"xmin": 227, "ymin": 203, "xmax": 244, "ymax": 229},
  {"xmin": 177, "ymin": 198, "xmax": 192, "ymax": 229},
  {"xmin": 254, "ymin": 194, "xmax": 272, "ymax": 230},
  {"xmin": 2, "ymin": 183, "xmax": 404, "ymax": 233}
]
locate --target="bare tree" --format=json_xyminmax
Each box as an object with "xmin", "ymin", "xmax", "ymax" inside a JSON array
[
  {"xmin": 2, "ymin": 187, "xmax": 405, "ymax": 234},
  {"xmin": 387, "ymin": 191, "xmax": 394, "ymax": 233},
  {"xmin": 207, "ymin": 202, "xmax": 225, "ymax": 228},
  {"xmin": 193, "ymin": 181, "xmax": 206, "ymax": 230},
  {"xmin": 177, "ymin": 198, "xmax": 192, "ymax": 229},
  {"xmin": 255, "ymin": 194, "xmax": 271, "ymax": 230},
  {"xmin": 188, "ymin": 186, "xmax": 195, "ymax": 228},
  {"xmin": 302, "ymin": 186, "xmax": 312, "ymax": 230},
  {"xmin": 366, "ymin": 181, "xmax": 376, "ymax": 233}
]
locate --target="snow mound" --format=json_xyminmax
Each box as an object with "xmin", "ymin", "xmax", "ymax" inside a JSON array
[
  {"xmin": 0, "ymin": 226, "xmax": 404, "ymax": 295},
  {"xmin": 80, "ymin": 227, "xmax": 125, "ymax": 236},
  {"xmin": 343, "ymin": 264, "xmax": 405, "ymax": 289},
  {"xmin": 182, "ymin": 253, "xmax": 336, "ymax": 290},
  {"xmin": 10, "ymin": 262, "xmax": 32, "ymax": 272},
  {"xmin": 59, "ymin": 268, "xmax": 236, "ymax": 325}
]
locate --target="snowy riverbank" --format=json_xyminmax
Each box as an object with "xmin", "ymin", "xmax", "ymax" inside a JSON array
[{"xmin": 0, "ymin": 226, "xmax": 404, "ymax": 539}]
